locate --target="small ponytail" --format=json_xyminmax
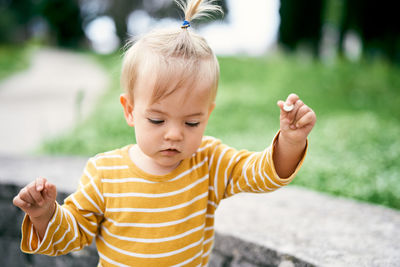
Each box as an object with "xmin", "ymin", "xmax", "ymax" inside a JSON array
[
  {"xmin": 121, "ymin": 0, "xmax": 222, "ymax": 105},
  {"xmin": 175, "ymin": 0, "xmax": 223, "ymax": 28}
]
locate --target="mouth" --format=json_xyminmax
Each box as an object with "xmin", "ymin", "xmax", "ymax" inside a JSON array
[{"xmin": 160, "ymin": 148, "xmax": 180, "ymax": 156}]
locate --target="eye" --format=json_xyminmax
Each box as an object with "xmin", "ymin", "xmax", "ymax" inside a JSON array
[
  {"xmin": 185, "ymin": 122, "xmax": 200, "ymax": 127},
  {"xmin": 148, "ymin": 118, "xmax": 164, "ymax": 125}
]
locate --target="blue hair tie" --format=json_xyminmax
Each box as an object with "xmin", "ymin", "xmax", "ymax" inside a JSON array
[{"xmin": 181, "ymin": 20, "xmax": 191, "ymax": 29}]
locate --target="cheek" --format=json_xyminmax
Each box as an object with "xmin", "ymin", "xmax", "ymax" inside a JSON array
[
  {"xmin": 136, "ymin": 132, "xmax": 157, "ymax": 155},
  {"xmin": 186, "ymin": 128, "xmax": 205, "ymax": 151},
  {"xmin": 134, "ymin": 122, "xmax": 158, "ymax": 149}
]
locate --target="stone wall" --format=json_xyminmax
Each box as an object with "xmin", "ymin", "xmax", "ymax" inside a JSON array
[
  {"xmin": 210, "ymin": 233, "xmax": 313, "ymax": 267},
  {"xmin": 0, "ymin": 183, "xmax": 311, "ymax": 267},
  {"xmin": 0, "ymin": 183, "xmax": 99, "ymax": 267}
]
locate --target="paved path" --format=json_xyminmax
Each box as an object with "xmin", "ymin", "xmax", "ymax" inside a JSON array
[{"xmin": 0, "ymin": 48, "xmax": 109, "ymax": 155}]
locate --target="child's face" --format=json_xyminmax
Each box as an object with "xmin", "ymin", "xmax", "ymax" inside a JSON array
[{"xmin": 121, "ymin": 77, "xmax": 215, "ymax": 174}]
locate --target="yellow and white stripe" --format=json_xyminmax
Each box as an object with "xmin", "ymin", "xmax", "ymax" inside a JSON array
[{"xmin": 21, "ymin": 133, "xmax": 307, "ymax": 266}]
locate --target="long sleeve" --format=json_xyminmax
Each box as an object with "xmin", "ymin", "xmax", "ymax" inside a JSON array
[
  {"xmin": 21, "ymin": 158, "xmax": 104, "ymax": 256},
  {"xmin": 19, "ymin": 137, "xmax": 307, "ymax": 266},
  {"xmin": 206, "ymin": 132, "xmax": 307, "ymax": 205}
]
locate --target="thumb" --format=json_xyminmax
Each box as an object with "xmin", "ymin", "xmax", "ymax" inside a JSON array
[
  {"xmin": 277, "ymin": 100, "xmax": 285, "ymax": 111},
  {"xmin": 277, "ymin": 100, "xmax": 290, "ymax": 125}
]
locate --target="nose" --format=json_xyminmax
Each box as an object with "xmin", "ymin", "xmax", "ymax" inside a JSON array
[{"xmin": 164, "ymin": 124, "xmax": 183, "ymax": 141}]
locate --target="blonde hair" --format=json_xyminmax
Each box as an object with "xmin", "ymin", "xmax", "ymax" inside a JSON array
[{"xmin": 121, "ymin": 0, "xmax": 223, "ymax": 105}]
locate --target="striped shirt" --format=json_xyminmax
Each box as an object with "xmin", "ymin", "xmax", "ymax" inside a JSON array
[{"xmin": 21, "ymin": 134, "xmax": 306, "ymax": 266}]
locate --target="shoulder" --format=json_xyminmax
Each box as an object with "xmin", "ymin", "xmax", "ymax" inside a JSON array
[
  {"xmin": 199, "ymin": 136, "xmax": 248, "ymax": 163},
  {"xmin": 196, "ymin": 136, "xmax": 239, "ymax": 160},
  {"xmin": 198, "ymin": 136, "xmax": 221, "ymax": 152},
  {"xmin": 86, "ymin": 145, "xmax": 132, "ymax": 169}
]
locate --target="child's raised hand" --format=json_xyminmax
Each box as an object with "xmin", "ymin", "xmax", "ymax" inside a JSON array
[
  {"xmin": 13, "ymin": 177, "xmax": 57, "ymax": 221},
  {"xmin": 277, "ymin": 93, "xmax": 316, "ymax": 145}
]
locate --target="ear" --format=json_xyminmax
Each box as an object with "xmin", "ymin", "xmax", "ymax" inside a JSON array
[
  {"xmin": 120, "ymin": 94, "xmax": 135, "ymax": 127},
  {"xmin": 207, "ymin": 102, "xmax": 216, "ymax": 119}
]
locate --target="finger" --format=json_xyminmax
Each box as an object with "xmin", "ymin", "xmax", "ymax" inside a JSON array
[
  {"xmin": 295, "ymin": 110, "xmax": 316, "ymax": 128},
  {"xmin": 287, "ymin": 99, "xmax": 303, "ymax": 124},
  {"xmin": 277, "ymin": 100, "xmax": 292, "ymax": 131},
  {"xmin": 27, "ymin": 183, "xmax": 45, "ymax": 205},
  {"xmin": 35, "ymin": 177, "xmax": 47, "ymax": 191},
  {"xmin": 293, "ymin": 104, "xmax": 310, "ymax": 125},
  {"xmin": 278, "ymin": 99, "xmax": 298, "ymax": 117},
  {"xmin": 13, "ymin": 195, "xmax": 31, "ymax": 210},
  {"xmin": 277, "ymin": 100, "xmax": 288, "ymax": 118},
  {"xmin": 280, "ymin": 94, "xmax": 299, "ymax": 113},
  {"xmin": 277, "ymin": 100, "xmax": 284, "ymax": 111},
  {"xmin": 285, "ymin": 93, "xmax": 300, "ymax": 107},
  {"xmin": 44, "ymin": 182, "xmax": 57, "ymax": 201},
  {"xmin": 18, "ymin": 187, "xmax": 35, "ymax": 205}
]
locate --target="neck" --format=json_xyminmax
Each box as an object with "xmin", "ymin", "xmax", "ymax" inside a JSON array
[{"xmin": 129, "ymin": 145, "xmax": 180, "ymax": 175}]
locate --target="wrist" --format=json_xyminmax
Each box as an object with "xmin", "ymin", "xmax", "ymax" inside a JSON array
[
  {"xmin": 30, "ymin": 202, "xmax": 56, "ymax": 224},
  {"xmin": 30, "ymin": 202, "xmax": 56, "ymax": 241},
  {"xmin": 273, "ymin": 132, "xmax": 307, "ymax": 178},
  {"xmin": 278, "ymin": 131, "xmax": 306, "ymax": 148}
]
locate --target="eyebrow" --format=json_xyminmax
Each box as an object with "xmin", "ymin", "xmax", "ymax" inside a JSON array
[{"xmin": 146, "ymin": 108, "xmax": 204, "ymax": 117}]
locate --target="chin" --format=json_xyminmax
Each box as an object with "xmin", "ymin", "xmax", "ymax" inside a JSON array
[{"xmin": 157, "ymin": 159, "xmax": 181, "ymax": 168}]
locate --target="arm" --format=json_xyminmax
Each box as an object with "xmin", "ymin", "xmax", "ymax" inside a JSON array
[
  {"xmin": 206, "ymin": 135, "xmax": 306, "ymax": 204},
  {"xmin": 13, "ymin": 159, "xmax": 105, "ymax": 255},
  {"xmin": 274, "ymin": 93, "xmax": 316, "ymax": 178},
  {"xmin": 207, "ymin": 94, "xmax": 315, "ymax": 202},
  {"xmin": 13, "ymin": 177, "xmax": 57, "ymax": 241}
]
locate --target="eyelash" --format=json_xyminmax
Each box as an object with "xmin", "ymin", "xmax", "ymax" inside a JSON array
[
  {"xmin": 148, "ymin": 118, "xmax": 164, "ymax": 125},
  {"xmin": 147, "ymin": 119, "xmax": 199, "ymax": 127},
  {"xmin": 185, "ymin": 122, "xmax": 200, "ymax": 127}
]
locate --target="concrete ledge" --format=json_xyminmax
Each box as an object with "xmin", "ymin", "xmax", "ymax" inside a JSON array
[
  {"xmin": 1, "ymin": 156, "xmax": 400, "ymax": 266},
  {"xmin": 214, "ymin": 187, "xmax": 400, "ymax": 266}
]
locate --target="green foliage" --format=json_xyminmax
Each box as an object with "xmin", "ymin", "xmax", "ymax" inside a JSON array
[
  {"xmin": 0, "ymin": 45, "xmax": 31, "ymax": 81},
  {"xmin": 0, "ymin": 0, "xmax": 85, "ymax": 48},
  {"xmin": 39, "ymin": 0, "xmax": 85, "ymax": 48},
  {"xmin": 299, "ymin": 113, "xmax": 400, "ymax": 209},
  {"xmin": 41, "ymin": 53, "xmax": 400, "ymax": 210},
  {"xmin": 0, "ymin": 0, "xmax": 36, "ymax": 43}
]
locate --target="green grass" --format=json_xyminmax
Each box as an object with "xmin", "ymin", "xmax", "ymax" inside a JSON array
[
  {"xmin": 0, "ymin": 45, "xmax": 32, "ymax": 81},
  {"xmin": 41, "ymin": 52, "xmax": 400, "ymax": 210}
]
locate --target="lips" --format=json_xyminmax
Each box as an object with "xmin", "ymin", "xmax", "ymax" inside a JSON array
[{"xmin": 160, "ymin": 148, "xmax": 180, "ymax": 156}]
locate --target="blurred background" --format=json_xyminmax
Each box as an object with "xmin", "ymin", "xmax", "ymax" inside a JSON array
[{"xmin": 0, "ymin": 0, "xmax": 399, "ymax": 211}]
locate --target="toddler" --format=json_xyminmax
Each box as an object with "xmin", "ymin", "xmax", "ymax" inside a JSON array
[{"xmin": 13, "ymin": 0, "xmax": 316, "ymax": 266}]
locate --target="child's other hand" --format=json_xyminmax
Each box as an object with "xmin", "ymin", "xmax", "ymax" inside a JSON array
[
  {"xmin": 13, "ymin": 177, "xmax": 57, "ymax": 221},
  {"xmin": 277, "ymin": 93, "xmax": 316, "ymax": 145}
]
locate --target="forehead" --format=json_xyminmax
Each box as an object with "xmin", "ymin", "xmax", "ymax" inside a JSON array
[
  {"xmin": 135, "ymin": 56, "xmax": 216, "ymax": 106},
  {"xmin": 136, "ymin": 71, "xmax": 213, "ymax": 110}
]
